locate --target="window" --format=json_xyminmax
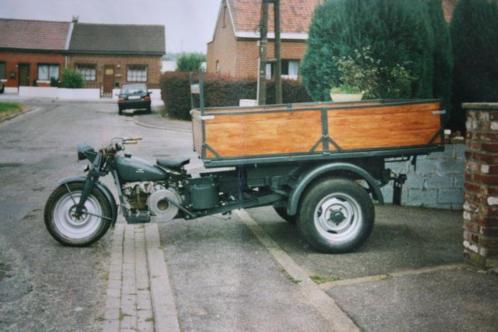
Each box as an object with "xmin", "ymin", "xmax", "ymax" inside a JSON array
[
  {"xmin": 76, "ymin": 64, "xmax": 96, "ymax": 81},
  {"xmin": 38, "ymin": 64, "xmax": 59, "ymax": 81},
  {"xmin": 265, "ymin": 60, "xmax": 300, "ymax": 80},
  {"xmin": 127, "ymin": 65, "xmax": 147, "ymax": 82},
  {"xmin": 0, "ymin": 62, "xmax": 5, "ymax": 79}
]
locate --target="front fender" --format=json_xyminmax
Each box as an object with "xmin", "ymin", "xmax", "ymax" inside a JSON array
[
  {"xmin": 57, "ymin": 176, "xmax": 118, "ymax": 226},
  {"xmin": 287, "ymin": 162, "xmax": 384, "ymax": 216}
]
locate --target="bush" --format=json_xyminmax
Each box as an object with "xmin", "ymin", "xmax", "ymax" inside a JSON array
[
  {"xmin": 61, "ymin": 69, "xmax": 84, "ymax": 88},
  {"xmin": 301, "ymin": 0, "xmax": 452, "ymax": 103},
  {"xmin": 450, "ymin": 0, "xmax": 498, "ymax": 131},
  {"xmin": 176, "ymin": 53, "xmax": 206, "ymax": 72},
  {"xmin": 160, "ymin": 72, "xmax": 311, "ymax": 120}
]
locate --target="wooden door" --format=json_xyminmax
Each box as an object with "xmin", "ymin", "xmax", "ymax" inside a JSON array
[
  {"xmin": 18, "ymin": 64, "xmax": 30, "ymax": 86},
  {"xmin": 103, "ymin": 65, "xmax": 115, "ymax": 96}
]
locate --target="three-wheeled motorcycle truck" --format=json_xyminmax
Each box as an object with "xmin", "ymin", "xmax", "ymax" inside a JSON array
[{"xmin": 44, "ymin": 77, "xmax": 444, "ymax": 253}]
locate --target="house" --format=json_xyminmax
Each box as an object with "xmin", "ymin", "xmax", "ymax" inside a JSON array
[
  {"xmin": 0, "ymin": 17, "xmax": 165, "ymax": 95},
  {"xmin": 0, "ymin": 18, "xmax": 69, "ymax": 90},
  {"xmin": 67, "ymin": 19, "xmax": 165, "ymax": 94},
  {"xmin": 207, "ymin": 0, "xmax": 322, "ymax": 80},
  {"xmin": 207, "ymin": 0, "xmax": 457, "ymax": 80}
]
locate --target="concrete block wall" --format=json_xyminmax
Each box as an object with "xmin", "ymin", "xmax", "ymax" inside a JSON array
[{"xmin": 381, "ymin": 144, "xmax": 465, "ymax": 210}]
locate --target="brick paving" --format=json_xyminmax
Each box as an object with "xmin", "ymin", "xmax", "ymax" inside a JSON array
[{"xmin": 102, "ymin": 223, "xmax": 179, "ymax": 332}]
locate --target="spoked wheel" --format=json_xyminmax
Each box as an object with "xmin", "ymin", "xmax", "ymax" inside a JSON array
[
  {"xmin": 44, "ymin": 183, "xmax": 112, "ymax": 247},
  {"xmin": 298, "ymin": 179, "xmax": 374, "ymax": 253},
  {"xmin": 273, "ymin": 206, "xmax": 297, "ymax": 224}
]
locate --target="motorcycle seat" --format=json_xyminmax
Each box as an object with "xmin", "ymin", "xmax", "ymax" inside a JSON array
[{"xmin": 156, "ymin": 157, "xmax": 190, "ymax": 169}]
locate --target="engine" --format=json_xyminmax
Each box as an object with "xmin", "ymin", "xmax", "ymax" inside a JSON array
[{"xmin": 122, "ymin": 182, "xmax": 182, "ymax": 222}]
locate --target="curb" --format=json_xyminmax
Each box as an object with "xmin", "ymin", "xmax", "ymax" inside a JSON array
[
  {"xmin": 235, "ymin": 209, "xmax": 360, "ymax": 332},
  {"xmin": 132, "ymin": 116, "xmax": 191, "ymax": 134},
  {"xmin": 0, "ymin": 105, "xmax": 38, "ymax": 124}
]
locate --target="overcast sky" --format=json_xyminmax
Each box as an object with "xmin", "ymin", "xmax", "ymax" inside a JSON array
[{"xmin": 0, "ymin": 0, "xmax": 221, "ymax": 53}]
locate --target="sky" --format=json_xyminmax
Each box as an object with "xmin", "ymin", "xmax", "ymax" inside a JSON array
[{"xmin": 0, "ymin": 0, "xmax": 221, "ymax": 53}]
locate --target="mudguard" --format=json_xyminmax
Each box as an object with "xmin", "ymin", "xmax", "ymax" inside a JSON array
[
  {"xmin": 57, "ymin": 176, "xmax": 119, "ymax": 226},
  {"xmin": 287, "ymin": 162, "xmax": 384, "ymax": 216}
]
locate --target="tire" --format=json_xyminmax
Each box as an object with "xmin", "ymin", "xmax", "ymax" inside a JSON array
[
  {"xmin": 145, "ymin": 106, "xmax": 152, "ymax": 114},
  {"xmin": 274, "ymin": 206, "xmax": 297, "ymax": 224},
  {"xmin": 44, "ymin": 182, "xmax": 112, "ymax": 247},
  {"xmin": 298, "ymin": 178, "xmax": 374, "ymax": 253},
  {"xmin": 118, "ymin": 107, "xmax": 123, "ymax": 115}
]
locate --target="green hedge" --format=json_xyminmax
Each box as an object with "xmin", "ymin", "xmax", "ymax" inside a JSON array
[
  {"xmin": 160, "ymin": 72, "xmax": 311, "ymax": 120},
  {"xmin": 450, "ymin": 0, "xmax": 498, "ymax": 131}
]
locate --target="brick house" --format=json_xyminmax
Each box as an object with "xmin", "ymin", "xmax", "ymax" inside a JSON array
[
  {"xmin": 207, "ymin": 0, "xmax": 457, "ymax": 80},
  {"xmin": 0, "ymin": 19, "xmax": 69, "ymax": 89},
  {"xmin": 67, "ymin": 20, "xmax": 165, "ymax": 94},
  {"xmin": 0, "ymin": 18, "xmax": 165, "ymax": 95},
  {"xmin": 207, "ymin": 0, "xmax": 322, "ymax": 80}
]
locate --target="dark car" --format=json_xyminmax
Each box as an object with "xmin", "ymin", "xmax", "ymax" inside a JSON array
[
  {"xmin": 0, "ymin": 81, "xmax": 4, "ymax": 94},
  {"xmin": 117, "ymin": 83, "xmax": 152, "ymax": 115}
]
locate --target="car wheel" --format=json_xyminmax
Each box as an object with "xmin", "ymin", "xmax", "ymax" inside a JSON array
[{"xmin": 298, "ymin": 178, "xmax": 374, "ymax": 253}]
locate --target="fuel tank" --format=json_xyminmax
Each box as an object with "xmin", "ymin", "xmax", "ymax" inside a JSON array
[{"xmin": 116, "ymin": 156, "xmax": 166, "ymax": 182}]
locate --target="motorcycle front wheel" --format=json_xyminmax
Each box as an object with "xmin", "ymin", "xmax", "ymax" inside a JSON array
[{"xmin": 44, "ymin": 183, "xmax": 112, "ymax": 246}]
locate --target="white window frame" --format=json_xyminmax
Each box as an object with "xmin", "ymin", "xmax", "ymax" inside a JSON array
[
  {"xmin": 76, "ymin": 64, "xmax": 97, "ymax": 81},
  {"xmin": 127, "ymin": 65, "xmax": 148, "ymax": 82},
  {"xmin": 38, "ymin": 64, "xmax": 59, "ymax": 81}
]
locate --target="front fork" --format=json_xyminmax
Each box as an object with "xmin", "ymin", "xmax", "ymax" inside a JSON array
[{"xmin": 74, "ymin": 155, "xmax": 102, "ymax": 217}]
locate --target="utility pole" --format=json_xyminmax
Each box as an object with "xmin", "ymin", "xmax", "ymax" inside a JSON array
[
  {"xmin": 257, "ymin": 1, "xmax": 269, "ymax": 105},
  {"xmin": 274, "ymin": 0, "xmax": 282, "ymax": 104}
]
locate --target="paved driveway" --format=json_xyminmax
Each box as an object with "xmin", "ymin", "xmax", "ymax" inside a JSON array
[{"xmin": 1, "ymin": 101, "xmax": 496, "ymax": 332}]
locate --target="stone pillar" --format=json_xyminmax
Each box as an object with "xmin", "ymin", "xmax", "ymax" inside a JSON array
[{"xmin": 462, "ymin": 103, "xmax": 498, "ymax": 268}]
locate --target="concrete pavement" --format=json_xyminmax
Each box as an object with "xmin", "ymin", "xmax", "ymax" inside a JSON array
[{"xmin": 2, "ymin": 101, "xmax": 497, "ymax": 331}]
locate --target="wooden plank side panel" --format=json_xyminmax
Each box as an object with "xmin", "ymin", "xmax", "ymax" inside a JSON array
[
  {"xmin": 204, "ymin": 111, "xmax": 322, "ymax": 158},
  {"xmin": 328, "ymin": 103, "xmax": 442, "ymax": 150}
]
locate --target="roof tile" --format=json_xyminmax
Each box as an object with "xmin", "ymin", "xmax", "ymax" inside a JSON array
[{"xmin": 0, "ymin": 18, "xmax": 69, "ymax": 50}]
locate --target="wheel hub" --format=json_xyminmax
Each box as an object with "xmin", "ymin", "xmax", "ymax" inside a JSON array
[{"xmin": 330, "ymin": 210, "xmax": 346, "ymax": 224}]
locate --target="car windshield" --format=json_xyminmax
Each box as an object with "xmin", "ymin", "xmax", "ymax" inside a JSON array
[{"xmin": 121, "ymin": 84, "xmax": 147, "ymax": 95}]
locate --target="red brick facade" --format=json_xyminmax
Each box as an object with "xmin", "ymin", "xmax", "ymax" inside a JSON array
[
  {"xmin": 463, "ymin": 103, "xmax": 498, "ymax": 268},
  {"xmin": 0, "ymin": 51, "xmax": 65, "ymax": 87},
  {"xmin": 207, "ymin": 0, "xmax": 309, "ymax": 79},
  {"xmin": 67, "ymin": 55, "xmax": 162, "ymax": 89}
]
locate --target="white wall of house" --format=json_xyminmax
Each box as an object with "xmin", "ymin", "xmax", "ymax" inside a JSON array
[{"xmin": 18, "ymin": 87, "xmax": 100, "ymax": 100}]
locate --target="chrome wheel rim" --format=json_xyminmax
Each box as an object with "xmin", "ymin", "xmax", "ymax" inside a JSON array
[
  {"xmin": 313, "ymin": 193, "xmax": 362, "ymax": 242},
  {"xmin": 53, "ymin": 192, "xmax": 102, "ymax": 240}
]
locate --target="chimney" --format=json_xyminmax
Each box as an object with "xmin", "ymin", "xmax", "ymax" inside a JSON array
[{"xmin": 72, "ymin": 16, "xmax": 79, "ymax": 23}]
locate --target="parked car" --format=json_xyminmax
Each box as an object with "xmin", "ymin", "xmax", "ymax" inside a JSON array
[
  {"xmin": 117, "ymin": 83, "xmax": 151, "ymax": 115},
  {"xmin": 0, "ymin": 81, "xmax": 4, "ymax": 94}
]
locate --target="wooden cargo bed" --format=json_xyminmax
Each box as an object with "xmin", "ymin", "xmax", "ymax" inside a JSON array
[{"xmin": 191, "ymin": 99, "xmax": 444, "ymax": 167}]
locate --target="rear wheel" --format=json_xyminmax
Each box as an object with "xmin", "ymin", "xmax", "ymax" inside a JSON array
[
  {"xmin": 118, "ymin": 107, "xmax": 123, "ymax": 115},
  {"xmin": 298, "ymin": 178, "xmax": 374, "ymax": 253},
  {"xmin": 44, "ymin": 183, "xmax": 112, "ymax": 247},
  {"xmin": 274, "ymin": 206, "xmax": 297, "ymax": 224}
]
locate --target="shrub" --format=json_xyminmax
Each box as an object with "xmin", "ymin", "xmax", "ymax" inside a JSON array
[
  {"xmin": 176, "ymin": 53, "xmax": 206, "ymax": 72},
  {"xmin": 450, "ymin": 0, "xmax": 498, "ymax": 131},
  {"xmin": 61, "ymin": 69, "xmax": 84, "ymax": 88},
  {"xmin": 301, "ymin": 0, "xmax": 452, "ymax": 103},
  {"xmin": 160, "ymin": 72, "xmax": 311, "ymax": 120}
]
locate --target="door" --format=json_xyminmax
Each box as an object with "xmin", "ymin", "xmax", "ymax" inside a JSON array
[
  {"xmin": 18, "ymin": 64, "xmax": 30, "ymax": 86},
  {"xmin": 103, "ymin": 65, "xmax": 115, "ymax": 96}
]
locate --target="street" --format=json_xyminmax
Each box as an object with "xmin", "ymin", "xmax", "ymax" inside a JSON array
[{"xmin": 1, "ymin": 101, "xmax": 497, "ymax": 332}]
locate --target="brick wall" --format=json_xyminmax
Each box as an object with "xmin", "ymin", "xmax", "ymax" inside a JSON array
[
  {"xmin": 235, "ymin": 40, "xmax": 307, "ymax": 78},
  {"xmin": 462, "ymin": 103, "xmax": 498, "ymax": 268},
  {"xmin": 381, "ymin": 144, "xmax": 465, "ymax": 210},
  {"xmin": 206, "ymin": 3, "xmax": 238, "ymax": 77},
  {"xmin": 67, "ymin": 54, "xmax": 162, "ymax": 88},
  {"xmin": 0, "ymin": 51, "xmax": 65, "ymax": 87},
  {"xmin": 206, "ymin": 2, "xmax": 308, "ymax": 79}
]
